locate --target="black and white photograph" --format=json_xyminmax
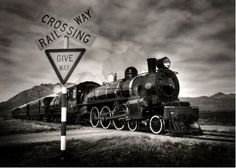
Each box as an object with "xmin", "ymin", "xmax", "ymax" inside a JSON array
[{"xmin": 0, "ymin": 0, "xmax": 235, "ymax": 167}]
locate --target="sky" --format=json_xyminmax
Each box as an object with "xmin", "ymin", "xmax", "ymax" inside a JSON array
[{"xmin": 0, "ymin": 0, "xmax": 235, "ymax": 102}]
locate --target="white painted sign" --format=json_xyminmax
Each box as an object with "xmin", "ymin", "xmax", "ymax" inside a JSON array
[
  {"xmin": 36, "ymin": 7, "xmax": 96, "ymax": 50},
  {"xmin": 45, "ymin": 48, "xmax": 86, "ymax": 84},
  {"xmin": 73, "ymin": 7, "xmax": 96, "ymax": 26},
  {"xmin": 35, "ymin": 30, "xmax": 63, "ymax": 50}
]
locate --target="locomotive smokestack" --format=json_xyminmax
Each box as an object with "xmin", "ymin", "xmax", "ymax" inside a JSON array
[{"xmin": 147, "ymin": 58, "xmax": 157, "ymax": 74}]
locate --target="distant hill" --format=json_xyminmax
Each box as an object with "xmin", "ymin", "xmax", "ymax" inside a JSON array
[
  {"xmin": 180, "ymin": 92, "xmax": 235, "ymax": 113},
  {"xmin": 0, "ymin": 83, "xmax": 74, "ymax": 118}
]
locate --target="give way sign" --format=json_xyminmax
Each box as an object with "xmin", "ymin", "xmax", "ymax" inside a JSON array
[{"xmin": 45, "ymin": 48, "xmax": 86, "ymax": 85}]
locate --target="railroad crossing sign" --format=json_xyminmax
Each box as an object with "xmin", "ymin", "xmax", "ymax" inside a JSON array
[
  {"xmin": 45, "ymin": 48, "xmax": 86, "ymax": 85},
  {"xmin": 36, "ymin": 7, "xmax": 96, "ymax": 50},
  {"xmin": 35, "ymin": 7, "xmax": 97, "ymax": 156}
]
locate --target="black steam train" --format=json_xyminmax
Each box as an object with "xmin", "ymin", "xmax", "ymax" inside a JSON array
[{"xmin": 12, "ymin": 57, "xmax": 201, "ymax": 134}]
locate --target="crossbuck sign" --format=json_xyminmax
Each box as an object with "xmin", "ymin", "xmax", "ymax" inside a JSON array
[{"xmin": 36, "ymin": 7, "xmax": 96, "ymax": 50}]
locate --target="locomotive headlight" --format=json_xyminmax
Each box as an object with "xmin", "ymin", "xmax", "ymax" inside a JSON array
[
  {"xmin": 144, "ymin": 82, "xmax": 152, "ymax": 89},
  {"xmin": 156, "ymin": 57, "xmax": 171, "ymax": 69},
  {"xmin": 163, "ymin": 57, "xmax": 171, "ymax": 68}
]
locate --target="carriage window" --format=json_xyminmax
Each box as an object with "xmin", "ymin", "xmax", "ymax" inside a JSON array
[
  {"xmin": 72, "ymin": 89, "xmax": 77, "ymax": 99},
  {"xmin": 67, "ymin": 90, "xmax": 70, "ymax": 98},
  {"xmin": 41, "ymin": 102, "xmax": 45, "ymax": 108},
  {"xmin": 67, "ymin": 89, "xmax": 73, "ymax": 99}
]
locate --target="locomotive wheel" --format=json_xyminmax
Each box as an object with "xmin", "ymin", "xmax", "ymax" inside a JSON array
[
  {"xmin": 149, "ymin": 115, "xmax": 165, "ymax": 134},
  {"xmin": 100, "ymin": 106, "xmax": 111, "ymax": 129},
  {"xmin": 112, "ymin": 105, "xmax": 126, "ymax": 130},
  {"xmin": 90, "ymin": 107, "xmax": 100, "ymax": 128},
  {"xmin": 127, "ymin": 120, "xmax": 138, "ymax": 132}
]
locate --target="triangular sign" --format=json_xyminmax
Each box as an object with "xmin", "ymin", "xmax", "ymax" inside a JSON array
[{"xmin": 45, "ymin": 48, "xmax": 86, "ymax": 85}]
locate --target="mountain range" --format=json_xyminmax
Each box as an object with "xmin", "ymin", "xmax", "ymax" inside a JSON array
[
  {"xmin": 0, "ymin": 83, "xmax": 235, "ymax": 118},
  {"xmin": 180, "ymin": 92, "xmax": 235, "ymax": 113}
]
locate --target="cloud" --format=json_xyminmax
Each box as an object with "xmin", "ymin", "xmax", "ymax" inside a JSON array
[{"xmin": 0, "ymin": 0, "xmax": 234, "ymax": 102}]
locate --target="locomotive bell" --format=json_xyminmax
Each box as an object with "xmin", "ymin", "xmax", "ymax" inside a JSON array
[{"xmin": 124, "ymin": 66, "xmax": 138, "ymax": 79}]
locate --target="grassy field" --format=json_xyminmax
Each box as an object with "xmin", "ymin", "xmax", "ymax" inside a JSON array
[
  {"xmin": 201, "ymin": 124, "xmax": 235, "ymax": 133},
  {"xmin": 0, "ymin": 119, "xmax": 81, "ymax": 136},
  {"xmin": 0, "ymin": 119, "xmax": 234, "ymax": 166},
  {"xmin": 0, "ymin": 135, "xmax": 234, "ymax": 167}
]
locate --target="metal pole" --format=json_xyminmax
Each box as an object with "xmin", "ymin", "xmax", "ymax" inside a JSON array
[
  {"xmin": 61, "ymin": 36, "xmax": 69, "ymax": 157},
  {"xmin": 64, "ymin": 36, "xmax": 69, "ymax": 48}
]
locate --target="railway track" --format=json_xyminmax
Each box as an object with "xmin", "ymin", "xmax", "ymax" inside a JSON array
[
  {"xmin": 183, "ymin": 131, "xmax": 235, "ymax": 143},
  {"xmin": 137, "ymin": 125, "xmax": 235, "ymax": 143}
]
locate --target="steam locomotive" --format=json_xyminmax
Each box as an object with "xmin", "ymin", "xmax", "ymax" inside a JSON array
[{"xmin": 12, "ymin": 57, "xmax": 202, "ymax": 134}]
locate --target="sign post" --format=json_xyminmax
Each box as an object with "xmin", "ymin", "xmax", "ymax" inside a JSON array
[
  {"xmin": 60, "ymin": 36, "xmax": 69, "ymax": 158},
  {"xmin": 36, "ymin": 7, "xmax": 96, "ymax": 159},
  {"xmin": 45, "ymin": 47, "xmax": 86, "ymax": 159},
  {"xmin": 61, "ymin": 84, "xmax": 67, "ymax": 157}
]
